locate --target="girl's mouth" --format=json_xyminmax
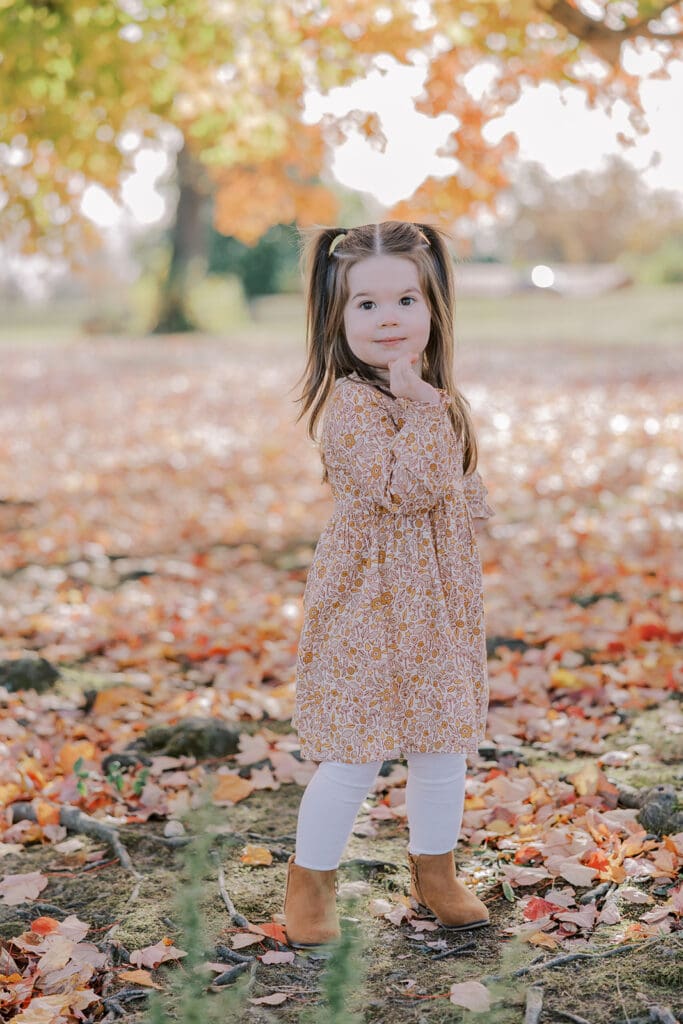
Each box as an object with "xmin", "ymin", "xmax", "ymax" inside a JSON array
[{"xmin": 377, "ymin": 338, "xmax": 404, "ymax": 344}]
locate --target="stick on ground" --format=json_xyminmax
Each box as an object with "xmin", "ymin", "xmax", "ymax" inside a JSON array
[{"xmin": 10, "ymin": 802, "xmax": 140, "ymax": 877}]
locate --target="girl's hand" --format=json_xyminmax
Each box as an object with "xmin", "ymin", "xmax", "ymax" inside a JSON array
[{"xmin": 388, "ymin": 353, "xmax": 441, "ymax": 405}]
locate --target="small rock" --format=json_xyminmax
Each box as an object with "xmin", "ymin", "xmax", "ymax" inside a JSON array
[
  {"xmin": 164, "ymin": 820, "xmax": 186, "ymax": 838},
  {"xmin": 0, "ymin": 656, "xmax": 60, "ymax": 693},
  {"xmin": 134, "ymin": 717, "xmax": 241, "ymax": 759},
  {"xmin": 636, "ymin": 785, "xmax": 680, "ymax": 836}
]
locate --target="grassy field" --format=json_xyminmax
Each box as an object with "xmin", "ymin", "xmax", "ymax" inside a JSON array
[{"xmin": 1, "ymin": 282, "xmax": 681, "ymax": 349}]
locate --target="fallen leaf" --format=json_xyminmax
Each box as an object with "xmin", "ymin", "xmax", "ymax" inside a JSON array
[
  {"xmin": 241, "ymin": 844, "xmax": 273, "ymax": 866},
  {"xmin": 449, "ymin": 980, "xmax": 491, "ymax": 1011},
  {"xmin": 118, "ymin": 968, "xmax": 163, "ymax": 989},
  {"xmin": 129, "ymin": 939, "xmax": 188, "ymax": 968},
  {"xmin": 231, "ymin": 933, "xmax": 263, "ymax": 949},
  {"xmin": 36, "ymin": 935, "xmax": 75, "ymax": 973},
  {"xmin": 31, "ymin": 917, "xmax": 60, "ymax": 936},
  {"xmin": 249, "ymin": 992, "xmax": 289, "ymax": 1005},
  {"xmin": 211, "ymin": 773, "xmax": 254, "ymax": 804},
  {"xmin": 0, "ymin": 872, "xmax": 49, "ymax": 906},
  {"xmin": 523, "ymin": 897, "xmax": 565, "ymax": 920},
  {"xmin": 259, "ymin": 951, "xmax": 295, "ymax": 964},
  {"xmin": 59, "ymin": 740, "xmax": 97, "ymax": 773},
  {"xmin": 555, "ymin": 860, "xmax": 598, "ymax": 887},
  {"xmin": 526, "ymin": 931, "xmax": 559, "ymax": 949}
]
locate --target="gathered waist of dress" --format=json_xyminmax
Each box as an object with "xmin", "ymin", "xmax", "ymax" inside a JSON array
[{"xmin": 329, "ymin": 491, "xmax": 463, "ymax": 520}]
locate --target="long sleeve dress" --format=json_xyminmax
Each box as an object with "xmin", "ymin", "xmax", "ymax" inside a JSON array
[{"xmin": 292, "ymin": 372, "xmax": 496, "ymax": 764}]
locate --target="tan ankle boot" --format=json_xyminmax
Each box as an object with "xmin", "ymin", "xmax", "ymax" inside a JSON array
[
  {"xmin": 283, "ymin": 854, "xmax": 341, "ymax": 947},
  {"xmin": 408, "ymin": 850, "xmax": 489, "ymax": 930}
]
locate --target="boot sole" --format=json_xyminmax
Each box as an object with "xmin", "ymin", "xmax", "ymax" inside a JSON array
[
  {"xmin": 287, "ymin": 937, "xmax": 341, "ymax": 949},
  {"xmin": 413, "ymin": 901, "xmax": 490, "ymax": 930}
]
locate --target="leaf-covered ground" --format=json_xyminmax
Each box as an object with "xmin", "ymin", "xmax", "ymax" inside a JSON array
[{"xmin": 0, "ymin": 322, "xmax": 681, "ymax": 1023}]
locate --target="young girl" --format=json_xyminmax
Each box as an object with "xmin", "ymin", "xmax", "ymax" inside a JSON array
[{"xmin": 283, "ymin": 221, "xmax": 495, "ymax": 947}]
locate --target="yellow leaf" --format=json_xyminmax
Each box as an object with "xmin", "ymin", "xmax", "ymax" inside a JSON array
[
  {"xmin": 487, "ymin": 818, "xmax": 515, "ymax": 835},
  {"xmin": 118, "ymin": 969, "xmax": 163, "ymax": 989},
  {"xmin": 549, "ymin": 668, "xmax": 585, "ymax": 690}
]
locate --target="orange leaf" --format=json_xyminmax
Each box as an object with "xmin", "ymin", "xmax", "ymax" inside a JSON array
[
  {"xmin": 527, "ymin": 931, "xmax": 559, "ymax": 949},
  {"xmin": 59, "ymin": 741, "xmax": 97, "ymax": 774},
  {"xmin": 212, "ymin": 773, "xmax": 255, "ymax": 804},
  {"xmin": 31, "ymin": 916, "xmax": 60, "ymax": 935},
  {"xmin": 34, "ymin": 801, "xmax": 60, "ymax": 826},
  {"xmin": 92, "ymin": 686, "xmax": 141, "ymax": 715},
  {"xmin": 584, "ymin": 850, "xmax": 610, "ymax": 872},
  {"xmin": 241, "ymin": 845, "xmax": 273, "ymax": 866},
  {"xmin": 252, "ymin": 921, "xmax": 288, "ymax": 944},
  {"xmin": 514, "ymin": 846, "xmax": 542, "ymax": 864}
]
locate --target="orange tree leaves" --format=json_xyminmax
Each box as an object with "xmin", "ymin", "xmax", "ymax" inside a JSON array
[{"xmin": 1, "ymin": 1, "xmax": 682, "ymax": 257}]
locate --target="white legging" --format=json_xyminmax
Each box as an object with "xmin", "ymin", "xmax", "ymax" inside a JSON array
[{"xmin": 294, "ymin": 751, "xmax": 467, "ymax": 870}]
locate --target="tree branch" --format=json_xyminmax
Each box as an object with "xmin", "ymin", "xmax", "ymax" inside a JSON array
[{"xmin": 535, "ymin": 0, "xmax": 683, "ymax": 66}]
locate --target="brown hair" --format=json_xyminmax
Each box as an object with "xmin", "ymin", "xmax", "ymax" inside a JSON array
[{"xmin": 291, "ymin": 220, "xmax": 480, "ymax": 483}]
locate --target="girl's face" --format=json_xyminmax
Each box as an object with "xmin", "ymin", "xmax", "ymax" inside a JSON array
[{"xmin": 343, "ymin": 255, "xmax": 431, "ymax": 382}]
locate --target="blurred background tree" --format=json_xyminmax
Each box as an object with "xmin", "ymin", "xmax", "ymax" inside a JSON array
[
  {"xmin": 1, "ymin": 0, "xmax": 682, "ymax": 330},
  {"xmin": 495, "ymin": 156, "xmax": 683, "ymax": 265}
]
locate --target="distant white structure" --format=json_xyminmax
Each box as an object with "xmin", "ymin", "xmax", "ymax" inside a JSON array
[{"xmin": 453, "ymin": 262, "xmax": 633, "ymax": 298}]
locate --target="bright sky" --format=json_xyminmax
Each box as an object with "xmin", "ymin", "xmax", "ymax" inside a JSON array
[
  {"xmin": 303, "ymin": 51, "xmax": 683, "ymax": 206},
  {"xmin": 83, "ymin": 49, "xmax": 683, "ymax": 229}
]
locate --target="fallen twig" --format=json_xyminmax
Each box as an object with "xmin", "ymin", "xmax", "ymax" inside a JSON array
[
  {"xmin": 10, "ymin": 801, "xmax": 140, "ymax": 877},
  {"xmin": 211, "ymin": 850, "xmax": 250, "ymax": 928},
  {"xmin": 215, "ymin": 943, "xmax": 255, "ymax": 965},
  {"xmin": 524, "ymin": 986, "xmax": 543, "ymax": 1024},
  {"xmin": 579, "ymin": 881, "xmax": 614, "ymax": 905},
  {"xmin": 555, "ymin": 1012, "xmax": 593, "ymax": 1024},
  {"xmin": 483, "ymin": 934, "xmax": 669, "ymax": 982},
  {"xmin": 212, "ymin": 961, "xmax": 253, "ymax": 987},
  {"xmin": 99, "ymin": 988, "xmax": 149, "ymax": 1021},
  {"xmin": 431, "ymin": 940, "xmax": 476, "ymax": 960}
]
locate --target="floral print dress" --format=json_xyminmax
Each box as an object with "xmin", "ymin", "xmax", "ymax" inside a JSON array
[{"xmin": 292, "ymin": 372, "xmax": 496, "ymax": 764}]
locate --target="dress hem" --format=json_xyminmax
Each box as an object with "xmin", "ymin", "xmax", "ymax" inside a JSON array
[{"xmin": 296, "ymin": 743, "xmax": 482, "ymax": 764}]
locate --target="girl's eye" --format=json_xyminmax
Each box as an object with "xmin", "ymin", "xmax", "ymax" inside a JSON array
[{"xmin": 359, "ymin": 296, "xmax": 416, "ymax": 310}]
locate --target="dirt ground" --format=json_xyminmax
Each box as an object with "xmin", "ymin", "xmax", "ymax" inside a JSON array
[{"xmin": 1, "ymin": 696, "xmax": 680, "ymax": 1024}]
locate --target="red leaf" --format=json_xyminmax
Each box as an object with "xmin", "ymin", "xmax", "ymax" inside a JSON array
[{"xmin": 523, "ymin": 897, "xmax": 564, "ymax": 921}]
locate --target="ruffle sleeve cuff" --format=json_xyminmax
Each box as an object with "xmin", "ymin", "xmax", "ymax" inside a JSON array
[{"xmin": 463, "ymin": 468, "xmax": 495, "ymax": 520}]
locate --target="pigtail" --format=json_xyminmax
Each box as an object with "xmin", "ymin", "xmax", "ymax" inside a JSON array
[
  {"xmin": 413, "ymin": 222, "xmax": 478, "ymax": 476},
  {"xmin": 291, "ymin": 227, "xmax": 345, "ymax": 445},
  {"xmin": 414, "ymin": 223, "xmax": 455, "ymax": 310}
]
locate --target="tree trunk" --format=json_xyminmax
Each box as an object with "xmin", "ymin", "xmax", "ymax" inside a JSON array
[{"xmin": 152, "ymin": 143, "xmax": 206, "ymax": 334}]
